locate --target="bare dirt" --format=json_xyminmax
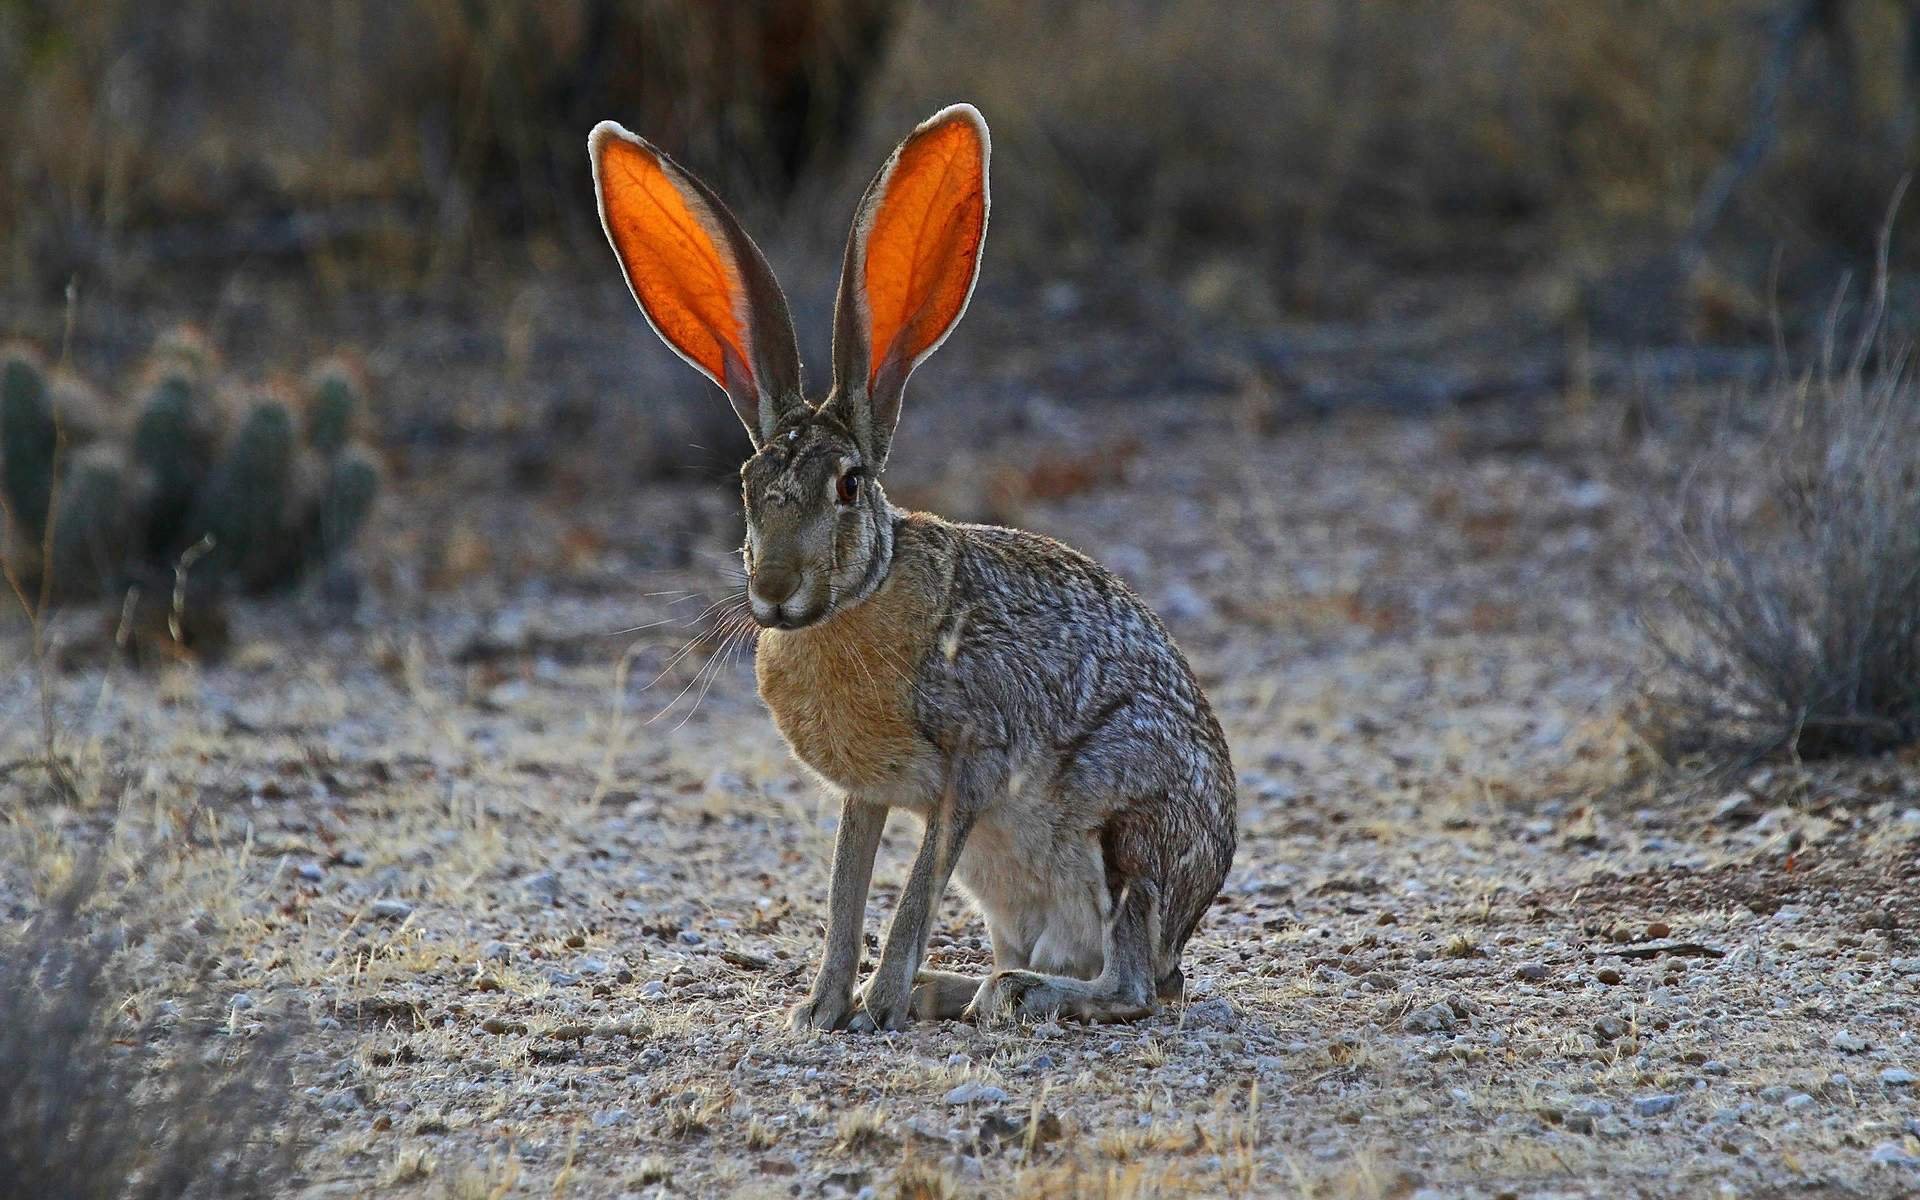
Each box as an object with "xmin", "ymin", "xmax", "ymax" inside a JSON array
[{"xmin": 2, "ymin": 333, "xmax": 1918, "ymax": 1198}]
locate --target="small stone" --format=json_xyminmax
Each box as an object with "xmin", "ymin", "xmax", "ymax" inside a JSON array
[
  {"xmin": 520, "ymin": 870, "xmax": 563, "ymax": 903},
  {"xmin": 1514, "ymin": 962, "xmax": 1547, "ymax": 981},
  {"xmin": 296, "ymin": 862, "xmax": 325, "ymax": 882},
  {"xmin": 1403, "ymin": 1003, "xmax": 1457, "ymax": 1034},
  {"xmin": 639, "ymin": 980, "xmax": 667, "ymax": 1000},
  {"xmin": 944, "ymin": 1082, "xmax": 1009, "ymax": 1106},
  {"xmin": 576, "ymin": 956, "xmax": 611, "ymax": 975},
  {"xmin": 1596, "ymin": 968, "xmax": 1623, "ymax": 986},
  {"xmin": 1633, "ymin": 1094, "xmax": 1680, "ymax": 1117},
  {"xmin": 1023, "ymin": 1053, "xmax": 1055, "ymax": 1073},
  {"xmin": 481, "ymin": 941, "xmax": 513, "ymax": 963},
  {"xmin": 1783, "ymin": 1092, "xmax": 1815, "ymax": 1111},
  {"xmin": 320, "ymin": 1090, "xmax": 362, "ymax": 1114},
  {"xmin": 369, "ymin": 899, "xmax": 413, "ymax": 921},
  {"xmin": 1645, "ymin": 921, "xmax": 1672, "ymax": 939},
  {"xmin": 1832, "ymin": 1030, "xmax": 1869, "ymax": 1053},
  {"xmin": 591, "ymin": 1108, "xmax": 629, "ymax": 1129},
  {"xmin": 1182, "ymin": 998, "xmax": 1237, "ymax": 1031},
  {"xmin": 229, "ymin": 993, "xmax": 254, "ymax": 1012},
  {"xmin": 1702, "ymin": 1060, "xmax": 1730, "ymax": 1076},
  {"xmin": 1592, "ymin": 1016, "xmax": 1629, "ymax": 1042},
  {"xmin": 677, "ymin": 930, "xmax": 704, "ymax": 946},
  {"xmin": 1881, "ymin": 1068, "xmax": 1916, "ymax": 1086},
  {"xmin": 1869, "ymin": 1141, "xmax": 1920, "ymax": 1169}
]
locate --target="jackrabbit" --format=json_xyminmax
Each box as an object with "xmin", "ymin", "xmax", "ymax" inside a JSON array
[{"xmin": 589, "ymin": 104, "xmax": 1236, "ymax": 1030}]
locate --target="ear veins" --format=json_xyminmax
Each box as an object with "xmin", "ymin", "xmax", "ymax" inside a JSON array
[{"xmin": 596, "ymin": 137, "xmax": 753, "ymax": 393}]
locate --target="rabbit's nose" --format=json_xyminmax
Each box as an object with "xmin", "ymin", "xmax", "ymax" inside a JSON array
[{"xmin": 750, "ymin": 565, "xmax": 802, "ymax": 611}]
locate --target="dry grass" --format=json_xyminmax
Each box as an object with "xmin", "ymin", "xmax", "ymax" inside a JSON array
[
  {"xmin": 1641, "ymin": 268, "xmax": 1920, "ymax": 764},
  {"xmin": 863, "ymin": 0, "xmax": 1920, "ymax": 304},
  {"xmin": 7, "ymin": 1, "xmax": 1919, "ymax": 312},
  {"xmin": 0, "ymin": 861, "xmax": 301, "ymax": 1199}
]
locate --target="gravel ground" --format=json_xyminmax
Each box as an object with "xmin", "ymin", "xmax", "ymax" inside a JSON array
[{"xmin": 2, "ymin": 382, "xmax": 1917, "ymax": 1199}]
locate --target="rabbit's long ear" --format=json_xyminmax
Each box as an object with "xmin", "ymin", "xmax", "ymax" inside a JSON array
[
  {"xmin": 826, "ymin": 104, "xmax": 989, "ymax": 467},
  {"xmin": 590, "ymin": 121, "xmax": 803, "ymax": 447}
]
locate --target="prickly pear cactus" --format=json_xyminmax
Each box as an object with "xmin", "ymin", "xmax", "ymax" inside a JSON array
[
  {"xmin": 0, "ymin": 331, "xmax": 381, "ymax": 610},
  {"xmin": 1, "ymin": 346, "xmax": 57, "ymax": 539}
]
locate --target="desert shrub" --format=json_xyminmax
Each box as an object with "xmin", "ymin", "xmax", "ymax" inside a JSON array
[
  {"xmin": 1640, "ymin": 276, "xmax": 1920, "ymax": 763},
  {"xmin": 861, "ymin": 0, "xmax": 1920, "ymax": 299},
  {"xmin": 0, "ymin": 866, "xmax": 301, "ymax": 1198},
  {"xmin": 6, "ymin": 0, "xmax": 1917, "ymax": 304},
  {"xmin": 0, "ymin": 0, "xmax": 894, "ymax": 290}
]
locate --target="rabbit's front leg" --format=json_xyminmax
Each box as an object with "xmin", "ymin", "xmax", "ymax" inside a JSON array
[
  {"xmin": 789, "ymin": 797, "xmax": 886, "ymax": 1032},
  {"xmin": 850, "ymin": 795, "xmax": 978, "ymax": 1032}
]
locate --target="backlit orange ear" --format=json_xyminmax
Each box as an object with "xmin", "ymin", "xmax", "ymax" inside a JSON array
[
  {"xmin": 856, "ymin": 106, "xmax": 989, "ymax": 386},
  {"xmin": 826, "ymin": 105, "xmax": 990, "ymax": 465},
  {"xmin": 590, "ymin": 121, "xmax": 801, "ymax": 443}
]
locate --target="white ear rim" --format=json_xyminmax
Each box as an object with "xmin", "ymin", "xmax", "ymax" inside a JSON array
[{"xmin": 588, "ymin": 119, "xmax": 751, "ymax": 401}]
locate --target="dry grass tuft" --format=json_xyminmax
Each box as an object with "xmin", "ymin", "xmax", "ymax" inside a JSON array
[
  {"xmin": 0, "ymin": 863, "xmax": 302, "ymax": 1199},
  {"xmin": 1641, "ymin": 265, "xmax": 1920, "ymax": 765}
]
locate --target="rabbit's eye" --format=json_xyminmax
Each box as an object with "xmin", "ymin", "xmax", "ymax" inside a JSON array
[{"xmin": 836, "ymin": 469, "xmax": 863, "ymax": 505}]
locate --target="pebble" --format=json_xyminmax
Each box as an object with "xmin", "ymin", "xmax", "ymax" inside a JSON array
[
  {"xmin": 1632, "ymin": 1094, "xmax": 1680, "ymax": 1117},
  {"xmin": 1783, "ymin": 1093, "xmax": 1815, "ymax": 1111},
  {"xmin": 1182, "ymin": 998, "xmax": 1237, "ymax": 1031},
  {"xmin": 1403, "ymin": 1003, "xmax": 1456, "ymax": 1034},
  {"xmin": 576, "ymin": 956, "xmax": 611, "ymax": 975},
  {"xmin": 1832, "ymin": 1029, "xmax": 1869, "ymax": 1053},
  {"xmin": 320, "ymin": 1089, "xmax": 362, "ymax": 1114},
  {"xmin": 1701, "ymin": 1060, "xmax": 1730, "ymax": 1076},
  {"xmin": 296, "ymin": 862, "xmax": 325, "ymax": 883},
  {"xmin": 481, "ymin": 941, "xmax": 513, "ymax": 963},
  {"xmin": 521, "ymin": 871, "xmax": 563, "ymax": 903},
  {"xmin": 1881, "ymin": 1068, "xmax": 1915, "ymax": 1086},
  {"xmin": 639, "ymin": 980, "xmax": 667, "ymax": 1000},
  {"xmin": 1592, "ymin": 1016, "xmax": 1629, "ymax": 1042},
  {"xmin": 944, "ymin": 1082, "xmax": 1008, "ymax": 1106},
  {"xmin": 1514, "ymin": 963, "xmax": 1547, "ymax": 981},
  {"xmin": 1869, "ymin": 1142, "xmax": 1920, "ymax": 1169},
  {"xmin": 591, "ymin": 1108, "xmax": 629, "ymax": 1128},
  {"xmin": 369, "ymin": 899, "xmax": 413, "ymax": 921},
  {"xmin": 229, "ymin": 993, "xmax": 254, "ymax": 1011},
  {"xmin": 677, "ymin": 930, "xmax": 704, "ymax": 946},
  {"xmin": 1595, "ymin": 968, "xmax": 1622, "ymax": 986}
]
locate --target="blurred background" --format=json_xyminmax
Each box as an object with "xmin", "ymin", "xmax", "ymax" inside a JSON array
[
  {"xmin": 8, "ymin": 1, "xmax": 1920, "ymax": 365},
  {"xmin": 3, "ymin": 0, "xmax": 1919, "ymax": 611}
]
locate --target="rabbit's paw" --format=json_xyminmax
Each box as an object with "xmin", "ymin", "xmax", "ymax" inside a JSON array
[
  {"xmin": 972, "ymin": 970, "xmax": 1062, "ymax": 1022},
  {"xmin": 787, "ymin": 991, "xmax": 855, "ymax": 1033},
  {"xmin": 846, "ymin": 979, "xmax": 912, "ymax": 1033}
]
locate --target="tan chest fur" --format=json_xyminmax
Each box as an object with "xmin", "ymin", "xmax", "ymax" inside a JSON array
[{"xmin": 755, "ymin": 559, "xmax": 944, "ymax": 794}]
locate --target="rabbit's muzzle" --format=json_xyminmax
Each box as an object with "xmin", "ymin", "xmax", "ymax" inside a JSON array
[{"xmin": 748, "ymin": 560, "xmax": 824, "ymax": 629}]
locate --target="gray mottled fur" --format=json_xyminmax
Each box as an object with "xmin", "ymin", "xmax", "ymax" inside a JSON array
[{"xmin": 590, "ymin": 104, "xmax": 1237, "ymax": 1031}]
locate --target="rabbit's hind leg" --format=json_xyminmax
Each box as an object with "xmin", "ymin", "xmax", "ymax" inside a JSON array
[
  {"xmin": 911, "ymin": 970, "xmax": 985, "ymax": 1020},
  {"xmin": 968, "ymin": 878, "xmax": 1161, "ymax": 1024}
]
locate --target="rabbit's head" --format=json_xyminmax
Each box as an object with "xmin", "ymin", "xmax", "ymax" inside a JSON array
[{"xmin": 591, "ymin": 105, "xmax": 989, "ymax": 629}]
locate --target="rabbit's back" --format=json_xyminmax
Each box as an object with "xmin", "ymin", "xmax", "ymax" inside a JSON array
[{"xmin": 911, "ymin": 515, "xmax": 1236, "ymax": 973}]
